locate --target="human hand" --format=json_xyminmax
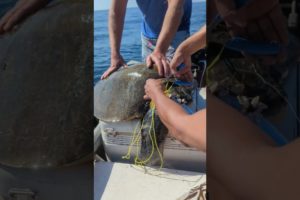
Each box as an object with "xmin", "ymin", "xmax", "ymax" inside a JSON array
[
  {"xmin": 101, "ymin": 54, "xmax": 127, "ymax": 80},
  {"xmin": 244, "ymin": 2, "xmax": 288, "ymax": 64},
  {"xmin": 144, "ymin": 79, "xmax": 164, "ymax": 100},
  {"xmin": 0, "ymin": 0, "xmax": 48, "ymax": 34},
  {"xmin": 146, "ymin": 51, "xmax": 171, "ymax": 77},
  {"xmin": 170, "ymin": 47, "xmax": 193, "ymax": 82},
  {"xmin": 215, "ymin": 0, "xmax": 289, "ymax": 64}
]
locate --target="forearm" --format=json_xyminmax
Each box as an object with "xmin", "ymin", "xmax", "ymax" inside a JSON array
[
  {"xmin": 178, "ymin": 25, "xmax": 206, "ymax": 55},
  {"xmin": 152, "ymin": 91, "xmax": 186, "ymax": 131},
  {"xmin": 109, "ymin": 0, "xmax": 128, "ymax": 56},
  {"xmin": 152, "ymin": 91, "xmax": 206, "ymax": 151},
  {"xmin": 208, "ymin": 94, "xmax": 287, "ymax": 199},
  {"xmin": 155, "ymin": 0, "xmax": 184, "ymax": 54},
  {"xmin": 276, "ymin": 139, "xmax": 300, "ymax": 199},
  {"xmin": 207, "ymin": 93, "xmax": 300, "ymax": 199}
]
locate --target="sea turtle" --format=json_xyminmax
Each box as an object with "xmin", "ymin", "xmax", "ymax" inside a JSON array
[
  {"xmin": 94, "ymin": 64, "xmax": 166, "ymax": 165},
  {"xmin": 94, "ymin": 64, "xmax": 196, "ymax": 166},
  {"xmin": 94, "ymin": 64, "xmax": 160, "ymax": 122},
  {"xmin": 0, "ymin": 1, "xmax": 93, "ymax": 168}
]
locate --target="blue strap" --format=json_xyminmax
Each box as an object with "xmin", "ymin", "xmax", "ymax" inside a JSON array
[
  {"xmin": 176, "ymin": 63, "xmax": 186, "ymax": 71},
  {"xmin": 174, "ymin": 80, "xmax": 193, "ymax": 87},
  {"xmin": 219, "ymin": 95, "xmax": 288, "ymax": 146},
  {"xmin": 213, "ymin": 0, "xmax": 282, "ymax": 56},
  {"xmin": 251, "ymin": 116, "xmax": 289, "ymax": 146},
  {"xmin": 226, "ymin": 37, "xmax": 282, "ymax": 55}
]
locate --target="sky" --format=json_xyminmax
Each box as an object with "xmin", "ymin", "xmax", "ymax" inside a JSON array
[{"xmin": 94, "ymin": 0, "xmax": 204, "ymax": 11}]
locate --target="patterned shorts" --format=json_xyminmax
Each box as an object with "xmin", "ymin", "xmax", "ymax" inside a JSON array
[{"xmin": 141, "ymin": 30, "xmax": 190, "ymax": 62}]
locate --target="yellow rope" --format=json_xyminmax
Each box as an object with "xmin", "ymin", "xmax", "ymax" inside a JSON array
[
  {"xmin": 122, "ymin": 117, "xmax": 145, "ymax": 160},
  {"xmin": 206, "ymin": 46, "xmax": 225, "ymax": 84},
  {"xmin": 134, "ymin": 111, "xmax": 155, "ymax": 165},
  {"xmin": 134, "ymin": 105, "xmax": 164, "ymax": 169},
  {"xmin": 122, "ymin": 81, "xmax": 174, "ymax": 170},
  {"xmin": 150, "ymin": 106, "xmax": 164, "ymax": 170}
]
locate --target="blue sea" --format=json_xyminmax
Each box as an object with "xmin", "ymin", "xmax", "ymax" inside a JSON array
[{"xmin": 94, "ymin": 2, "xmax": 206, "ymax": 83}]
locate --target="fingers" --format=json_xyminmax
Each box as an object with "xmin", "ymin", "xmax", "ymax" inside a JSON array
[
  {"xmin": 183, "ymin": 71, "xmax": 194, "ymax": 82},
  {"xmin": 170, "ymin": 54, "xmax": 183, "ymax": 75},
  {"xmin": 175, "ymin": 58, "xmax": 192, "ymax": 78},
  {"xmin": 101, "ymin": 64, "xmax": 126, "ymax": 80},
  {"xmin": 224, "ymin": 11, "xmax": 247, "ymax": 37},
  {"xmin": 146, "ymin": 56, "xmax": 153, "ymax": 68},
  {"xmin": 143, "ymin": 94, "xmax": 150, "ymax": 100},
  {"xmin": 219, "ymin": 0, "xmax": 288, "ymax": 66},
  {"xmin": 255, "ymin": 15, "xmax": 280, "ymax": 65},
  {"xmin": 170, "ymin": 51, "xmax": 192, "ymax": 78},
  {"xmin": 187, "ymin": 70, "xmax": 194, "ymax": 82},
  {"xmin": 153, "ymin": 56, "xmax": 164, "ymax": 77},
  {"xmin": 0, "ymin": 0, "xmax": 48, "ymax": 34},
  {"xmin": 144, "ymin": 78, "xmax": 164, "ymax": 100},
  {"xmin": 242, "ymin": 4, "xmax": 288, "ymax": 65},
  {"xmin": 243, "ymin": 27, "xmax": 278, "ymax": 65},
  {"xmin": 147, "ymin": 52, "xmax": 173, "ymax": 77},
  {"xmin": 177, "ymin": 70, "xmax": 194, "ymax": 82},
  {"xmin": 4, "ymin": 0, "xmax": 30, "ymax": 31},
  {"xmin": 268, "ymin": 4, "xmax": 289, "ymax": 46},
  {"xmin": 0, "ymin": 0, "xmax": 28, "ymax": 29},
  {"xmin": 101, "ymin": 64, "xmax": 124, "ymax": 80},
  {"xmin": 101, "ymin": 67, "xmax": 117, "ymax": 80},
  {"xmin": 162, "ymin": 59, "xmax": 170, "ymax": 77},
  {"xmin": 0, "ymin": 9, "xmax": 15, "ymax": 33},
  {"xmin": 148, "ymin": 55, "xmax": 164, "ymax": 76},
  {"xmin": 101, "ymin": 55, "xmax": 127, "ymax": 80},
  {"xmin": 3, "ymin": 6, "xmax": 28, "ymax": 32},
  {"xmin": 257, "ymin": 16, "xmax": 279, "ymax": 42}
]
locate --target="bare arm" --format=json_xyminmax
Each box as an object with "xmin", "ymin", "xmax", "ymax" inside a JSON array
[
  {"xmin": 109, "ymin": 0, "xmax": 128, "ymax": 57},
  {"xmin": 155, "ymin": 0, "xmax": 184, "ymax": 54},
  {"xmin": 177, "ymin": 25, "xmax": 206, "ymax": 56},
  {"xmin": 144, "ymin": 79, "xmax": 206, "ymax": 151},
  {"xmin": 170, "ymin": 26, "xmax": 206, "ymax": 79},
  {"xmin": 156, "ymin": 97, "xmax": 206, "ymax": 151},
  {"xmin": 101, "ymin": 0, "xmax": 128, "ymax": 79},
  {"xmin": 0, "ymin": 0, "xmax": 49, "ymax": 34},
  {"xmin": 212, "ymin": 0, "xmax": 288, "ymax": 64},
  {"xmin": 146, "ymin": 0, "xmax": 184, "ymax": 77},
  {"xmin": 208, "ymin": 93, "xmax": 300, "ymax": 199}
]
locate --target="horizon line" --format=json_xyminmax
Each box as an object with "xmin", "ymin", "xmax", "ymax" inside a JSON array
[{"xmin": 94, "ymin": 0, "xmax": 205, "ymax": 11}]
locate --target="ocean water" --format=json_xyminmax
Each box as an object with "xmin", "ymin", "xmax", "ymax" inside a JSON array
[{"xmin": 94, "ymin": 2, "xmax": 206, "ymax": 83}]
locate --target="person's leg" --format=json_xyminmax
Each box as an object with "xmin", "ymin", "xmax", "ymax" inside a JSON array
[
  {"xmin": 141, "ymin": 30, "xmax": 189, "ymax": 62},
  {"xmin": 165, "ymin": 30, "xmax": 190, "ymax": 61},
  {"xmin": 141, "ymin": 34, "xmax": 156, "ymax": 62}
]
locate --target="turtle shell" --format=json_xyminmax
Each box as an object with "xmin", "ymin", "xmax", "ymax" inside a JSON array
[
  {"xmin": 94, "ymin": 64, "xmax": 159, "ymax": 122},
  {"xmin": 0, "ymin": 2, "xmax": 93, "ymax": 168}
]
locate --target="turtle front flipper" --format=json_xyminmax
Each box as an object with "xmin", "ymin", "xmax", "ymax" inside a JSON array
[{"xmin": 138, "ymin": 109, "xmax": 167, "ymax": 167}]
